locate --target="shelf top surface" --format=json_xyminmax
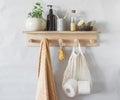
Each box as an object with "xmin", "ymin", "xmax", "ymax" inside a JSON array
[{"xmin": 23, "ymin": 31, "xmax": 99, "ymax": 34}]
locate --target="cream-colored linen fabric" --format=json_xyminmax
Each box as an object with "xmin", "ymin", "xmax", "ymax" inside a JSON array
[{"xmin": 36, "ymin": 39, "xmax": 58, "ymax": 100}]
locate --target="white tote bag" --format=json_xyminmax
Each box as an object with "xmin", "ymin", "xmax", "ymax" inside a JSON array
[{"xmin": 62, "ymin": 43, "xmax": 92, "ymax": 97}]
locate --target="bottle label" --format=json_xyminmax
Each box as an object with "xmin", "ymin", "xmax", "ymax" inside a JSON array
[{"xmin": 70, "ymin": 23, "xmax": 77, "ymax": 31}]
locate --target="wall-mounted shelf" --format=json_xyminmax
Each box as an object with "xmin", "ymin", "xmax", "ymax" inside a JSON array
[{"xmin": 23, "ymin": 31, "xmax": 99, "ymax": 46}]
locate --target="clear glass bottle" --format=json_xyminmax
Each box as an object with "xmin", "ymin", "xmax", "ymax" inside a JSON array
[{"xmin": 70, "ymin": 10, "xmax": 77, "ymax": 31}]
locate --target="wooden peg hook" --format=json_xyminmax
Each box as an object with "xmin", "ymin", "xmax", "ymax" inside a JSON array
[
  {"xmin": 58, "ymin": 39, "xmax": 63, "ymax": 48},
  {"xmin": 90, "ymin": 39, "xmax": 95, "ymax": 44},
  {"xmin": 74, "ymin": 39, "xmax": 79, "ymax": 45}
]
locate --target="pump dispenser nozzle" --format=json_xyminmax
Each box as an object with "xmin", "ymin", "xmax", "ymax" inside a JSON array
[
  {"xmin": 47, "ymin": 5, "xmax": 53, "ymax": 14},
  {"xmin": 47, "ymin": 5, "xmax": 53, "ymax": 8}
]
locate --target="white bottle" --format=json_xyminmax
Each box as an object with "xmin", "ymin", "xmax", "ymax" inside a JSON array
[{"xmin": 70, "ymin": 10, "xmax": 77, "ymax": 31}]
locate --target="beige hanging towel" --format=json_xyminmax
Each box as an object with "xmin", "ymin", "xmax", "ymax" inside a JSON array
[{"xmin": 36, "ymin": 39, "xmax": 58, "ymax": 100}]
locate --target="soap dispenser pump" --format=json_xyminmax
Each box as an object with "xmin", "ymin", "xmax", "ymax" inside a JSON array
[{"xmin": 47, "ymin": 5, "xmax": 56, "ymax": 31}]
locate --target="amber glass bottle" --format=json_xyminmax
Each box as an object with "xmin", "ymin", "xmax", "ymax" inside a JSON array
[{"xmin": 47, "ymin": 5, "xmax": 56, "ymax": 31}]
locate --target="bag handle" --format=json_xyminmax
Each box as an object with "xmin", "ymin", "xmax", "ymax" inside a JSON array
[
  {"xmin": 72, "ymin": 39, "xmax": 84, "ymax": 56},
  {"xmin": 79, "ymin": 47, "xmax": 93, "ymax": 87},
  {"xmin": 74, "ymin": 39, "xmax": 92, "ymax": 86},
  {"xmin": 78, "ymin": 42, "xmax": 84, "ymax": 56}
]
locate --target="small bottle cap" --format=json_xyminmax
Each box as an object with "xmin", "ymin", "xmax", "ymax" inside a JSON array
[{"xmin": 71, "ymin": 10, "xmax": 76, "ymax": 13}]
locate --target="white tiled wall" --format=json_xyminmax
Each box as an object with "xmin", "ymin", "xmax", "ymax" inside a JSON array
[{"xmin": 0, "ymin": 0, "xmax": 120, "ymax": 100}]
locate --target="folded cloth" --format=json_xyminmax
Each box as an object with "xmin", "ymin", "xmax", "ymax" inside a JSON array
[{"xmin": 36, "ymin": 39, "xmax": 58, "ymax": 100}]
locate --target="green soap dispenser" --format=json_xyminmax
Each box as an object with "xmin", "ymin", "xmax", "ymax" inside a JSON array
[{"xmin": 47, "ymin": 5, "xmax": 56, "ymax": 31}]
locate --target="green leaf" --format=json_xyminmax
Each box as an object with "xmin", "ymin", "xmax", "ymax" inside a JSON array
[
  {"xmin": 27, "ymin": 2, "xmax": 43, "ymax": 18},
  {"xmin": 34, "ymin": 6, "xmax": 37, "ymax": 9},
  {"xmin": 36, "ymin": 2, "xmax": 40, "ymax": 6}
]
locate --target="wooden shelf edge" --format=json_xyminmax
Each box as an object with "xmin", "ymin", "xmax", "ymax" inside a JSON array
[
  {"xmin": 23, "ymin": 31, "xmax": 99, "ymax": 47},
  {"xmin": 23, "ymin": 31, "xmax": 99, "ymax": 34}
]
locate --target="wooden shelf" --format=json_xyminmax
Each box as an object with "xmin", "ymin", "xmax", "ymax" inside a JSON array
[{"xmin": 23, "ymin": 31, "xmax": 99, "ymax": 46}]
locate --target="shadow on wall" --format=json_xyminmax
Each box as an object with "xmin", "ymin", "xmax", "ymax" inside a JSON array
[
  {"xmin": 95, "ymin": 22, "xmax": 109, "ymax": 33},
  {"xmin": 85, "ymin": 48, "xmax": 106, "ymax": 94}
]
